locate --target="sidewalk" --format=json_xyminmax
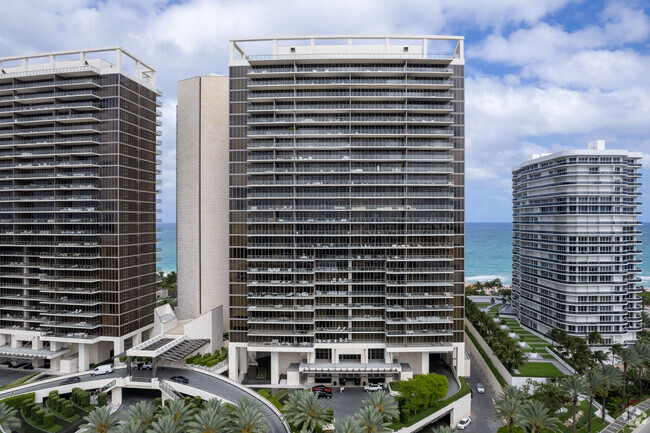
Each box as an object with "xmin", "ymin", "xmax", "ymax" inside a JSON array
[{"xmin": 601, "ymin": 399, "xmax": 650, "ymax": 433}]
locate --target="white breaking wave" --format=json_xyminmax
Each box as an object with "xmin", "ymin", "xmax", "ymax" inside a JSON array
[{"xmin": 465, "ymin": 274, "xmax": 511, "ymax": 283}]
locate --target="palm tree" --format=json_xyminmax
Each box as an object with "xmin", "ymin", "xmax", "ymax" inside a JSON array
[
  {"xmin": 362, "ymin": 391, "xmax": 399, "ymax": 422},
  {"xmin": 584, "ymin": 369, "xmax": 604, "ymax": 433},
  {"xmin": 635, "ymin": 342, "xmax": 650, "ymax": 398},
  {"xmin": 355, "ymin": 406, "xmax": 390, "ymax": 433},
  {"xmin": 620, "ymin": 346, "xmax": 640, "ymax": 411},
  {"xmin": 501, "ymin": 385, "xmax": 527, "ymax": 401},
  {"xmin": 126, "ymin": 401, "xmax": 154, "ymax": 429},
  {"xmin": 520, "ymin": 400, "xmax": 560, "ymax": 433},
  {"xmin": 599, "ymin": 364, "xmax": 622, "ymax": 423},
  {"xmin": 202, "ymin": 398, "xmax": 226, "ymax": 417},
  {"xmin": 282, "ymin": 390, "xmax": 331, "ymax": 433},
  {"xmin": 431, "ymin": 426, "xmax": 453, "ymax": 433},
  {"xmin": 611, "ymin": 343, "xmax": 623, "ymax": 365},
  {"xmin": 149, "ymin": 414, "xmax": 181, "ymax": 433},
  {"xmin": 0, "ymin": 402, "xmax": 20, "ymax": 432},
  {"xmin": 558, "ymin": 376, "xmax": 586, "ymax": 433},
  {"xmin": 591, "ymin": 350, "xmax": 609, "ymax": 366},
  {"xmin": 334, "ymin": 416, "xmax": 363, "ymax": 433},
  {"xmin": 160, "ymin": 399, "xmax": 194, "ymax": 429},
  {"xmin": 115, "ymin": 419, "xmax": 145, "ymax": 433},
  {"xmin": 187, "ymin": 409, "xmax": 230, "ymax": 433},
  {"xmin": 587, "ymin": 331, "xmax": 604, "ymax": 347},
  {"xmin": 80, "ymin": 406, "xmax": 120, "ymax": 433},
  {"xmin": 493, "ymin": 386, "xmax": 527, "ymax": 433},
  {"xmin": 230, "ymin": 397, "xmax": 269, "ymax": 433}
]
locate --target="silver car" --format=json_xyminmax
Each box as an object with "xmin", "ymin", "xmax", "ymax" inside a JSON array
[{"xmin": 476, "ymin": 383, "xmax": 485, "ymax": 393}]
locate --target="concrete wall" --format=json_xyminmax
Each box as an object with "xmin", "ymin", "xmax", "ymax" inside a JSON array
[
  {"xmin": 395, "ymin": 391, "xmax": 471, "ymax": 433},
  {"xmin": 176, "ymin": 76, "xmax": 230, "ymax": 330},
  {"xmin": 465, "ymin": 319, "xmax": 511, "ymax": 392},
  {"xmin": 184, "ymin": 306, "xmax": 224, "ymax": 353}
]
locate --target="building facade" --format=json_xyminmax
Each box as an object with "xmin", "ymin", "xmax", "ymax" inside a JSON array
[
  {"xmin": 0, "ymin": 48, "xmax": 161, "ymax": 371},
  {"xmin": 176, "ymin": 75, "xmax": 230, "ymax": 329},
  {"xmin": 228, "ymin": 36, "xmax": 467, "ymax": 385},
  {"xmin": 512, "ymin": 140, "xmax": 643, "ymax": 346}
]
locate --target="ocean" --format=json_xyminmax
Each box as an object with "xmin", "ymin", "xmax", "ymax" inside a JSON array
[{"xmin": 158, "ymin": 222, "xmax": 650, "ymax": 285}]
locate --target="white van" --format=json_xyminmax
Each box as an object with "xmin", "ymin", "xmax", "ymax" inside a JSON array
[{"xmin": 90, "ymin": 365, "xmax": 114, "ymax": 376}]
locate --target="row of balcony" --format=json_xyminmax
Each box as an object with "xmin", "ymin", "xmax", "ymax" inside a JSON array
[
  {"xmin": 248, "ymin": 102, "xmax": 454, "ymax": 112},
  {"xmin": 248, "ymin": 65, "xmax": 454, "ymax": 74},
  {"xmin": 248, "ymin": 139, "xmax": 453, "ymax": 149}
]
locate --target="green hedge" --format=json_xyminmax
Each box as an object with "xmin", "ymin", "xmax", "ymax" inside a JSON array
[
  {"xmin": 98, "ymin": 392, "xmax": 107, "ymax": 407},
  {"xmin": 465, "ymin": 327, "xmax": 508, "ymax": 387},
  {"xmin": 257, "ymin": 389, "xmax": 283, "ymax": 411},
  {"xmin": 43, "ymin": 412, "xmax": 54, "ymax": 428},
  {"xmin": 1, "ymin": 392, "xmax": 35, "ymax": 409}
]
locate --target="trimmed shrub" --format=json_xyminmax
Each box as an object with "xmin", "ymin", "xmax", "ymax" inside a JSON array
[
  {"xmin": 31, "ymin": 405, "xmax": 39, "ymax": 420},
  {"xmin": 64, "ymin": 403, "xmax": 75, "ymax": 418},
  {"xmin": 194, "ymin": 396, "xmax": 202, "ymax": 407},
  {"xmin": 1, "ymin": 393, "xmax": 35, "ymax": 410},
  {"xmin": 80, "ymin": 391, "xmax": 90, "ymax": 408},
  {"xmin": 98, "ymin": 392, "xmax": 108, "ymax": 406},
  {"xmin": 49, "ymin": 390, "xmax": 58, "ymax": 399},
  {"xmin": 119, "ymin": 356, "xmax": 126, "ymax": 362},
  {"xmin": 43, "ymin": 412, "xmax": 54, "ymax": 428},
  {"xmin": 23, "ymin": 402, "xmax": 35, "ymax": 417},
  {"xmin": 35, "ymin": 409, "xmax": 45, "ymax": 425},
  {"xmin": 155, "ymin": 397, "xmax": 162, "ymax": 407},
  {"xmin": 184, "ymin": 396, "xmax": 191, "ymax": 406}
]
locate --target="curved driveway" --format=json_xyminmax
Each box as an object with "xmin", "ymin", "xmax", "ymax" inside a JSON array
[{"xmin": 0, "ymin": 366, "xmax": 287, "ymax": 433}]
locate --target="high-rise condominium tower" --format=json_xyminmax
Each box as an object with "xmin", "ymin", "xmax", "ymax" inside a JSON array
[
  {"xmin": 512, "ymin": 141, "xmax": 643, "ymax": 346},
  {"xmin": 0, "ymin": 48, "xmax": 161, "ymax": 371},
  {"xmin": 228, "ymin": 36, "xmax": 467, "ymax": 385}
]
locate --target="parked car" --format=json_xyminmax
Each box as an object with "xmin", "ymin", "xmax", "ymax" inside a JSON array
[
  {"xmin": 314, "ymin": 390, "xmax": 331, "ymax": 399},
  {"xmin": 457, "ymin": 417, "xmax": 472, "ymax": 430},
  {"xmin": 364, "ymin": 383, "xmax": 382, "ymax": 392},
  {"xmin": 90, "ymin": 365, "xmax": 114, "ymax": 376},
  {"xmin": 170, "ymin": 376, "xmax": 189, "ymax": 384},
  {"xmin": 60, "ymin": 376, "xmax": 81, "ymax": 385},
  {"xmin": 133, "ymin": 361, "xmax": 153, "ymax": 371},
  {"xmin": 476, "ymin": 383, "xmax": 485, "ymax": 394},
  {"xmin": 312, "ymin": 385, "xmax": 332, "ymax": 393}
]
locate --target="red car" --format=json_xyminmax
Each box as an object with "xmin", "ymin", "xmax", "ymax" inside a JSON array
[{"xmin": 312, "ymin": 385, "xmax": 332, "ymax": 393}]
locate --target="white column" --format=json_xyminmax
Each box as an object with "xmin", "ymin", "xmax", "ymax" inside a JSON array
[
  {"xmin": 78, "ymin": 344, "xmax": 90, "ymax": 372},
  {"xmin": 11, "ymin": 337, "xmax": 19, "ymax": 349},
  {"xmin": 421, "ymin": 352, "xmax": 429, "ymax": 375},
  {"xmin": 32, "ymin": 337, "xmax": 43, "ymax": 350},
  {"xmin": 228, "ymin": 346, "xmax": 238, "ymax": 381},
  {"xmin": 384, "ymin": 351, "xmax": 393, "ymax": 364},
  {"xmin": 0, "ymin": 334, "xmax": 7, "ymax": 346},
  {"xmin": 239, "ymin": 347, "xmax": 248, "ymax": 376},
  {"xmin": 50, "ymin": 341, "xmax": 60, "ymax": 351},
  {"xmin": 114, "ymin": 338, "xmax": 125, "ymax": 357},
  {"xmin": 270, "ymin": 352, "xmax": 279, "ymax": 385},
  {"xmin": 111, "ymin": 387, "xmax": 122, "ymax": 405},
  {"xmin": 332, "ymin": 348, "xmax": 338, "ymax": 364},
  {"xmin": 50, "ymin": 357, "xmax": 60, "ymax": 371},
  {"xmin": 133, "ymin": 332, "xmax": 142, "ymax": 346},
  {"xmin": 361, "ymin": 349, "xmax": 368, "ymax": 364}
]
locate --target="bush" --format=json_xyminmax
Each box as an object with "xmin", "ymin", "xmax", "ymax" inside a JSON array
[
  {"xmin": 119, "ymin": 356, "xmax": 126, "ymax": 362},
  {"xmin": 43, "ymin": 412, "xmax": 54, "ymax": 428},
  {"xmin": 194, "ymin": 396, "xmax": 202, "ymax": 407},
  {"xmin": 49, "ymin": 390, "xmax": 58, "ymax": 399},
  {"xmin": 65, "ymin": 403, "xmax": 75, "ymax": 418},
  {"xmin": 80, "ymin": 391, "xmax": 90, "ymax": 408},
  {"xmin": 0, "ymin": 393, "xmax": 35, "ymax": 410},
  {"xmin": 98, "ymin": 392, "xmax": 108, "ymax": 406},
  {"xmin": 35, "ymin": 409, "xmax": 45, "ymax": 425},
  {"xmin": 184, "ymin": 396, "xmax": 191, "ymax": 406},
  {"xmin": 155, "ymin": 397, "xmax": 162, "ymax": 407},
  {"xmin": 23, "ymin": 402, "xmax": 35, "ymax": 417},
  {"xmin": 31, "ymin": 405, "xmax": 39, "ymax": 420}
]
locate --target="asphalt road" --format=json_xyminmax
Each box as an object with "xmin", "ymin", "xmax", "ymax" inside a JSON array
[
  {"xmin": 465, "ymin": 365, "xmax": 503, "ymax": 432},
  {"xmin": 0, "ymin": 366, "xmax": 287, "ymax": 433},
  {"xmin": 0, "ymin": 369, "xmax": 33, "ymax": 388}
]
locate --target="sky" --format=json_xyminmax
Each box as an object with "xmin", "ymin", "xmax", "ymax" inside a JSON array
[{"xmin": 1, "ymin": 0, "xmax": 648, "ymax": 223}]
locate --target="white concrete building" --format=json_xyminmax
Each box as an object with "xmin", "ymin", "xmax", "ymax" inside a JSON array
[
  {"xmin": 176, "ymin": 75, "xmax": 230, "ymax": 330},
  {"xmin": 512, "ymin": 140, "xmax": 643, "ymax": 346},
  {"xmin": 227, "ymin": 35, "xmax": 468, "ymax": 385}
]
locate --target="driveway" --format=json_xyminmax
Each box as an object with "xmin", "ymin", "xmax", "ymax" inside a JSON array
[
  {"xmin": 318, "ymin": 386, "xmax": 372, "ymax": 420},
  {"xmin": 465, "ymin": 367, "xmax": 502, "ymax": 432},
  {"xmin": 0, "ymin": 369, "xmax": 32, "ymax": 388}
]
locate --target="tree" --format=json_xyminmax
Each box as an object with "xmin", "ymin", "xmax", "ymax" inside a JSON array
[
  {"xmin": 355, "ymin": 406, "xmax": 390, "ymax": 433},
  {"xmin": 115, "ymin": 419, "xmax": 146, "ymax": 433},
  {"xmin": 230, "ymin": 397, "xmax": 269, "ymax": 433},
  {"xmin": 431, "ymin": 426, "xmax": 453, "ymax": 433},
  {"xmin": 362, "ymin": 391, "xmax": 399, "ymax": 422},
  {"xmin": 620, "ymin": 347, "xmax": 640, "ymax": 411},
  {"xmin": 202, "ymin": 398, "xmax": 226, "ymax": 417},
  {"xmin": 634, "ymin": 343, "xmax": 650, "ymax": 398},
  {"xmin": 80, "ymin": 406, "xmax": 121, "ymax": 433},
  {"xmin": 494, "ymin": 386, "xmax": 526, "ymax": 433},
  {"xmin": 520, "ymin": 400, "xmax": 560, "ymax": 433},
  {"xmin": 583, "ymin": 369, "xmax": 604, "ymax": 433},
  {"xmin": 0, "ymin": 402, "xmax": 20, "ymax": 432},
  {"xmin": 126, "ymin": 401, "xmax": 155, "ymax": 430},
  {"xmin": 587, "ymin": 331, "xmax": 604, "ymax": 347},
  {"xmin": 334, "ymin": 416, "xmax": 362, "ymax": 433},
  {"xmin": 149, "ymin": 414, "xmax": 182, "ymax": 433},
  {"xmin": 558, "ymin": 376, "xmax": 586, "ymax": 433},
  {"xmin": 187, "ymin": 409, "xmax": 230, "ymax": 433},
  {"xmin": 591, "ymin": 350, "xmax": 609, "ymax": 366},
  {"xmin": 611, "ymin": 343, "xmax": 623, "ymax": 365},
  {"xmin": 160, "ymin": 399, "xmax": 193, "ymax": 430},
  {"xmin": 599, "ymin": 364, "xmax": 622, "ymax": 423},
  {"xmin": 282, "ymin": 390, "xmax": 331, "ymax": 433}
]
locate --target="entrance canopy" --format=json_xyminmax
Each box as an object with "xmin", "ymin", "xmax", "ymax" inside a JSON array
[{"xmin": 126, "ymin": 335, "xmax": 208, "ymax": 361}]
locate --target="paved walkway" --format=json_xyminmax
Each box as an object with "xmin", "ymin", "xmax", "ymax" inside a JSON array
[{"xmin": 602, "ymin": 399, "xmax": 650, "ymax": 433}]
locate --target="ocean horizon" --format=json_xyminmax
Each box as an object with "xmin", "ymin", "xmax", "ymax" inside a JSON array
[{"xmin": 159, "ymin": 222, "xmax": 650, "ymax": 285}]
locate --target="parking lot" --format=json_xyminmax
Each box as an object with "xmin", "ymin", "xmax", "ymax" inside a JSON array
[{"xmin": 318, "ymin": 386, "xmax": 383, "ymax": 420}]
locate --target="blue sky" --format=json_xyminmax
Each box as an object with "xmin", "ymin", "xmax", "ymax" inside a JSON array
[{"xmin": 1, "ymin": 0, "xmax": 648, "ymax": 222}]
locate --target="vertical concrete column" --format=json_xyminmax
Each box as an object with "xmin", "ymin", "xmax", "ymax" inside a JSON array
[
  {"xmin": 50, "ymin": 357, "xmax": 60, "ymax": 371},
  {"xmin": 421, "ymin": 352, "xmax": 430, "ymax": 375},
  {"xmin": 238, "ymin": 347, "xmax": 248, "ymax": 376},
  {"xmin": 307, "ymin": 351, "xmax": 315, "ymax": 363},
  {"xmin": 384, "ymin": 351, "xmax": 393, "ymax": 364},
  {"xmin": 133, "ymin": 332, "xmax": 143, "ymax": 346},
  {"xmin": 361, "ymin": 349, "xmax": 368, "ymax": 364},
  {"xmin": 0, "ymin": 334, "xmax": 7, "ymax": 346},
  {"xmin": 228, "ymin": 346, "xmax": 238, "ymax": 381},
  {"xmin": 78, "ymin": 344, "xmax": 90, "ymax": 372},
  {"xmin": 32, "ymin": 337, "xmax": 43, "ymax": 350},
  {"xmin": 270, "ymin": 351, "xmax": 279, "ymax": 385},
  {"xmin": 50, "ymin": 341, "xmax": 60, "ymax": 351},
  {"xmin": 332, "ymin": 348, "xmax": 338, "ymax": 364},
  {"xmin": 114, "ymin": 338, "xmax": 125, "ymax": 357},
  {"xmin": 111, "ymin": 387, "xmax": 122, "ymax": 405},
  {"xmin": 11, "ymin": 337, "xmax": 19, "ymax": 349}
]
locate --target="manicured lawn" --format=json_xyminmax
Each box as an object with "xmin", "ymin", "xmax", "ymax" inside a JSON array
[
  {"xmin": 474, "ymin": 302, "xmax": 491, "ymax": 308},
  {"xmin": 0, "ymin": 372, "xmax": 39, "ymax": 391},
  {"xmin": 515, "ymin": 362, "xmax": 564, "ymax": 378}
]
